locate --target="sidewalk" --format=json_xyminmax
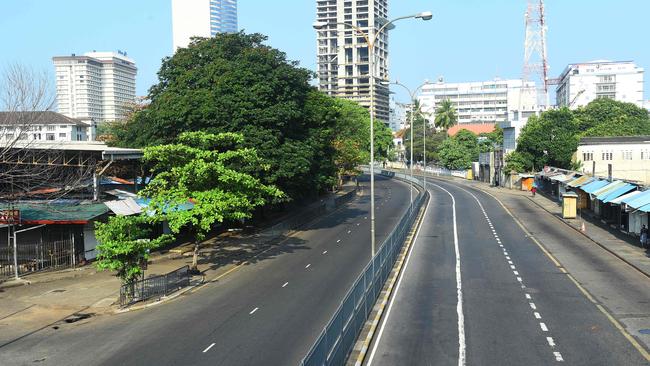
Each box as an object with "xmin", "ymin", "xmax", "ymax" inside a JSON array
[
  {"xmin": 461, "ymin": 179, "xmax": 650, "ymax": 278},
  {"xmin": 0, "ymin": 185, "xmax": 358, "ymax": 346}
]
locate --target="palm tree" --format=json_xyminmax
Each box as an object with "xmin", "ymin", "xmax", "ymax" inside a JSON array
[{"xmin": 434, "ymin": 99, "xmax": 458, "ymax": 131}]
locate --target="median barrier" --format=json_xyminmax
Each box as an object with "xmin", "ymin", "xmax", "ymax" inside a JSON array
[{"xmin": 300, "ymin": 171, "xmax": 427, "ymax": 366}]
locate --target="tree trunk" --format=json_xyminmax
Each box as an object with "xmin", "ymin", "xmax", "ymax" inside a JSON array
[{"xmin": 191, "ymin": 240, "xmax": 200, "ymax": 272}]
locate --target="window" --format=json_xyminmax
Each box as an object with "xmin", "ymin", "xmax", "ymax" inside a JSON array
[
  {"xmin": 622, "ymin": 150, "xmax": 633, "ymax": 160},
  {"xmin": 59, "ymin": 133, "xmax": 67, "ymax": 138},
  {"xmin": 46, "ymin": 133, "xmax": 55, "ymax": 141},
  {"xmin": 46, "ymin": 125, "xmax": 56, "ymax": 131},
  {"xmin": 602, "ymin": 151, "xmax": 613, "ymax": 161},
  {"xmin": 582, "ymin": 152, "xmax": 594, "ymax": 161}
]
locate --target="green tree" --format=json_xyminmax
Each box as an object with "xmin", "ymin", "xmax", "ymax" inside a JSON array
[
  {"xmin": 95, "ymin": 215, "xmax": 172, "ymax": 285},
  {"xmin": 434, "ymin": 99, "xmax": 458, "ymax": 130},
  {"xmin": 515, "ymin": 108, "xmax": 579, "ymax": 171},
  {"xmin": 574, "ymin": 98, "xmax": 650, "ymax": 137},
  {"xmin": 437, "ymin": 129, "xmax": 479, "ymax": 170},
  {"xmin": 479, "ymin": 125, "xmax": 504, "ymax": 153},
  {"xmin": 111, "ymin": 32, "xmax": 335, "ymax": 201},
  {"xmin": 141, "ymin": 131, "xmax": 283, "ymax": 271}
]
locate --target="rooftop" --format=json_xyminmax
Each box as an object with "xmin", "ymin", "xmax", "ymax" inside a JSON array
[
  {"xmin": 447, "ymin": 123, "xmax": 496, "ymax": 137},
  {"xmin": 0, "ymin": 140, "xmax": 143, "ymax": 160},
  {"xmin": 0, "ymin": 111, "xmax": 88, "ymax": 126},
  {"xmin": 579, "ymin": 136, "xmax": 650, "ymax": 145}
]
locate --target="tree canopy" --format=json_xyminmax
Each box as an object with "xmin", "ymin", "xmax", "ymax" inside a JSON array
[
  {"xmin": 434, "ymin": 99, "xmax": 458, "ymax": 130},
  {"xmin": 141, "ymin": 131, "xmax": 283, "ymax": 270},
  {"xmin": 437, "ymin": 129, "xmax": 479, "ymax": 170}
]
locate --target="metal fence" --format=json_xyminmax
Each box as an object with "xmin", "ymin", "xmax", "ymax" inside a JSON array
[
  {"xmin": 119, "ymin": 265, "xmax": 191, "ymax": 307},
  {"xmin": 0, "ymin": 239, "xmax": 75, "ymax": 280},
  {"xmin": 300, "ymin": 172, "xmax": 427, "ymax": 366}
]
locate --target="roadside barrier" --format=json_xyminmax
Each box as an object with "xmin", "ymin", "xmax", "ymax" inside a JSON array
[
  {"xmin": 119, "ymin": 265, "xmax": 191, "ymax": 307},
  {"xmin": 300, "ymin": 171, "xmax": 427, "ymax": 366}
]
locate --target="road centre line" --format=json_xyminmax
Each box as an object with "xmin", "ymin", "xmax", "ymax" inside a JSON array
[
  {"xmin": 305, "ymin": 264, "xmax": 311, "ymax": 269},
  {"xmin": 530, "ymin": 302, "xmax": 537, "ymax": 310},
  {"xmin": 202, "ymin": 343, "xmax": 216, "ymax": 353},
  {"xmin": 553, "ymin": 352, "xmax": 564, "ymax": 362},
  {"xmin": 337, "ymin": 239, "xmax": 341, "ymax": 243},
  {"xmin": 249, "ymin": 307, "xmax": 259, "ymax": 315},
  {"xmin": 540, "ymin": 322, "xmax": 549, "ymax": 332},
  {"xmin": 547, "ymin": 337, "xmax": 556, "ymax": 347},
  {"xmin": 282, "ymin": 282, "xmax": 288, "ymax": 288},
  {"xmin": 525, "ymin": 294, "xmax": 532, "ymax": 299},
  {"xmin": 323, "ymin": 251, "xmax": 327, "ymax": 254},
  {"xmin": 534, "ymin": 312, "xmax": 542, "ymax": 319}
]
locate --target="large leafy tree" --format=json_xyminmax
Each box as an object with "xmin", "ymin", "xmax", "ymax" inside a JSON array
[
  {"xmin": 141, "ymin": 131, "xmax": 283, "ymax": 271},
  {"xmin": 437, "ymin": 129, "xmax": 480, "ymax": 170},
  {"xmin": 515, "ymin": 108, "xmax": 579, "ymax": 171},
  {"xmin": 574, "ymin": 98, "xmax": 650, "ymax": 137},
  {"xmin": 434, "ymin": 99, "xmax": 458, "ymax": 130},
  {"xmin": 112, "ymin": 32, "xmax": 334, "ymax": 201}
]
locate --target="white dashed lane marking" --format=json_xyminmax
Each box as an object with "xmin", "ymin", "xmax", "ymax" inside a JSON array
[
  {"xmin": 203, "ymin": 343, "xmax": 215, "ymax": 353},
  {"xmin": 305, "ymin": 264, "xmax": 311, "ymax": 269},
  {"xmin": 282, "ymin": 282, "xmax": 288, "ymax": 288},
  {"xmin": 540, "ymin": 323, "xmax": 549, "ymax": 332},
  {"xmin": 249, "ymin": 307, "xmax": 259, "ymax": 315}
]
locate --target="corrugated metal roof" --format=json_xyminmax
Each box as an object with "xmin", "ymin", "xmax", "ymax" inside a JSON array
[
  {"xmin": 581, "ymin": 180, "xmax": 609, "ymax": 193},
  {"xmin": 610, "ymin": 191, "xmax": 642, "ymax": 205},
  {"xmin": 567, "ymin": 176, "xmax": 593, "ymax": 187},
  {"xmin": 625, "ymin": 190, "xmax": 650, "ymax": 209},
  {"xmin": 593, "ymin": 181, "xmax": 626, "ymax": 198},
  {"xmin": 0, "ymin": 202, "xmax": 109, "ymax": 224},
  {"xmin": 601, "ymin": 184, "xmax": 637, "ymax": 203}
]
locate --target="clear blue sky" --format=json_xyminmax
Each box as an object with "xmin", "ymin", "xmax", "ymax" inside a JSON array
[{"xmin": 1, "ymin": 0, "xmax": 649, "ymax": 104}]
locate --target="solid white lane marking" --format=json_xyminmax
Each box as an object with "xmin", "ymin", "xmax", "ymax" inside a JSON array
[
  {"xmin": 553, "ymin": 352, "xmax": 564, "ymax": 362},
  {"xmin": 282, "ymin": 282, "xmax": 288, "ymax": 288},
  {"xmin": 525, "ymin": 294, "xmax": 532, "ymax": 299},
  {"xmin": 367, "ymin": 185, "xmax": 432, "ymax": 366},
  {"xmin": 249, "ymin": 307, "xmax": 259, "ymax": 315},
  {"xmin": 430, "ymin": 183, "xmax": 466, "ymax": 366},
  {"xmin": 547, "ymin": 337, "xmax": 556, "ymax": 347},
  {"xmin": 323, "ymin": 250, "xmax": 327, "ymax": 254},
  {"xmin": 534, "ymin": 312, "xmax": 542, "ymax": 319},
  {"xmin": 305, "ymin": 264, "xmax": 311, "ymax": 269},
  {"xmin": 203, "ymin": 343, "xmax": 216, "ymax": 353},
  {"xmin": 540, "ymin": 322, "xmax": 549, "ymax": 332}
]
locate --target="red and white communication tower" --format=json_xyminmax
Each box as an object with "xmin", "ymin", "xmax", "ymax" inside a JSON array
[{"xmin": 522, "ymin": 0, "xmax": 550, "ymax": 109}]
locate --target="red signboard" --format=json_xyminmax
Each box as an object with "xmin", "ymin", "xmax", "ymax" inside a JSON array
[{"xmin": 0, "ymin": 210, "xmax": 20, "ymax": 224}]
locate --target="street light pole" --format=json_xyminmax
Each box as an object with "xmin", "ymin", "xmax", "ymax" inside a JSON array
[
  {"xmin": 314, "ymin": 11, "xmax": 432, "ymax": 257},
  {"xmin": 386, "ymin": 80, "xmax": 432, "ymax": 196}
]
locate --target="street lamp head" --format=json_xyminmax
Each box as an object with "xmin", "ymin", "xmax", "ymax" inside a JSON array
[
  {"xmin": 312, "ymin": 21, "xmax": 328, "ymax": 30},
  {"xmin": 415, "ymin": 11, "xmax": 433, "ymax": 21}
]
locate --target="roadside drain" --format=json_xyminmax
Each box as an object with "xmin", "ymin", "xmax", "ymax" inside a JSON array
[{"xmin": 63, "ymin": 313, "xmax": 94, "ymax": 323}]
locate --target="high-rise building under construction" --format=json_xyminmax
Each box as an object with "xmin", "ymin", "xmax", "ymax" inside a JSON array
[{"xmin": 315, "ymin": 0, "xmax": 390, "ymax": 122}]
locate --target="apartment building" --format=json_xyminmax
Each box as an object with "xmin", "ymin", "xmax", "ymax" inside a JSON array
[
  {"xmin": 556, "ymin": 60, "xmax": 644, "ymax": 108},
  {"xmin": 418, "ymin": 78, "xmax": 538, "ymax": 125},
  {"xmin": 52, "ymin": 51, "xmax": 137, "ymax": 123},
  {"xmin": 577, "ymin": 136, "xmax": 650, "ymax": 184},
  {"xmin": 172, "ymin": 0, "xmax": 238, "ymax": 50},
  {"xmin": 316, "ymin": 0, "xmax": 390, "ymax": 122}
]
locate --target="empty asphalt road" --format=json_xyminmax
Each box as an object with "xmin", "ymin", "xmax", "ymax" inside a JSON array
[
  {"xmin": 365, "ymin": 177, "xmax": 650, "ymax": 366},
  {"xmin": 0, "ymin": 175, "xmax": 416, "ymax": 366}
]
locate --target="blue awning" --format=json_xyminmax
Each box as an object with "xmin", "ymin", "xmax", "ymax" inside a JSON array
[
  {"xmin": 593, "ymin": 181, "xmax": 625, "ymax": 199},
  {"xmin": 601, "ymin": 184, "xmax": 637, "ymax": 203},
  {"xmin": 580, "ymin": 180, "xmax": 609, "ymax": 194},
  {"xmin": 624, "ymin": 190, "xmax": 650, "ymax": 209},
  {"xmin": 637, "ymin": 203, "xmax": 650, "ymax": 213}
]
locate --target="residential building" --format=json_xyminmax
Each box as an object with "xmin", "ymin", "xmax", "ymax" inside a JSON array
[
  {"xmin": 576, "ymin": 136, "xmax": 650, "ymax": 184},
  {"xmin": 447, "ymin": 123, "xmax": 496, "ymax": 137},
  {"xmin": 418, "ymin": 78, "xmax": 538, "ymax": 125},
  {"xmin": 556, "ymin": 60, "xmax": 644, "ymax": 108},
  {"xmin": 316, "ymin": 0, "xmax": 390, "ymax": 122},
  {"xmin": 53, "ymin": 51, "xmax": 137, "ymax": 123},
  {"xmin": 172, "ymin": 0, "xmax": 238, "ymax": 50},
  {"xmin": 0, "ymin": 111, "xmax": 95, "ymax": 142},
  {"xmin": 388, "ymin": 98, "xmax": 410, "ymax": 132}
]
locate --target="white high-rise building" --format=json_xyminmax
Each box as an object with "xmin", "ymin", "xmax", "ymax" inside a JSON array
[
  {"xmin": 316, "ymin": 0, "xmax": 390, "ymax": 122},
  {"xmin": 418, "ymin": 78, "xmax": 537, "ymax": 125},
  {"xmin": 172, "ymin": 0, "xmax": 238, "ymax": 51},
  {"xmin": 556, "ymin": 60, "xmax": 645, "ymax": 108},
  {"xmin": 53, "ymin": 51, "xmax": 137, "ymax": 123}
]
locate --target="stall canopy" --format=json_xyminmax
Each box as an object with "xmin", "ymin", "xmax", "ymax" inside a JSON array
[
  {"xmin": 580, "ymin": 180, "xmax": 609, "ymax": 194},
  {"xmin": 601, "ymin": 184, "xmax": 638, "ymax": 204},
  {"xmin": 623, "ymin": 190, "xmax": 650, "ymax": 210},
  {"xmin": 593, "ymin": 181, "xmax": 626, "ymax": 200},
  {"xmin": 567, "ymin": 176, "xmax": 593, "ymax": 187},
  {"xmin": 610, "ymin": 191, "xmax": 642, "ymax": 205},
  {"xmin": 637, "ymin": 203, "xmax": 650, "ymax": 213}
]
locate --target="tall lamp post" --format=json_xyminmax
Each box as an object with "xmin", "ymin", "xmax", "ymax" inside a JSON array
[
  {"xmin": 314, "ymin": 12, "xmax": 432, "ymax": 256},
  {"xmin": 385, "ymin": 80, "xmax": 432, "ymax": 195}
]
